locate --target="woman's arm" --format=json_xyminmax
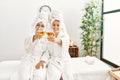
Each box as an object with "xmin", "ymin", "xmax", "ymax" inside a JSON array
[
  {"xmin": 60, "ymin": 34, "xmax": 71, "ymax": 59},
  {"xmin": 47, "ymin": 37, "xmax": 62, "ymax": 46}
]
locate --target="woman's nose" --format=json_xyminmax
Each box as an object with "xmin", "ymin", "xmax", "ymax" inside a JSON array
[{"xmin": 54, "ymin": 26, "xmax": 58, "ymax": 29}]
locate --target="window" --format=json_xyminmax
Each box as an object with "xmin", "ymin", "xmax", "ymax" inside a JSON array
[{"xmin": 101, "ymin": 0, "xmax": 120, "ymax": 67}]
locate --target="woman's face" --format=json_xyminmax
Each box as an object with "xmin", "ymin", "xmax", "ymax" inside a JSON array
[
  {"xmin": 52, "ymin": 20, "xmax": 61, "ymax": 35},
  {"xmin": 35, "ymin": 22, "xmax": 44, "ymax": 33}
]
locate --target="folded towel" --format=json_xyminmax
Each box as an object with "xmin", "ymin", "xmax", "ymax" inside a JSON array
[{"xmin": 85, "ymin": 56, "xmax": 95, "ymax": 65}]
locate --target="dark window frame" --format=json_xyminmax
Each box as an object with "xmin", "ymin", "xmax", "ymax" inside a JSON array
[{"xmin": 100, "ymin": 0, "xmax": 120, "ymax": 68}]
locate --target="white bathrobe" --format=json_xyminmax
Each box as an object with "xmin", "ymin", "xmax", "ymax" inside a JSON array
[
  {"xmin": 11, "ymin": 36, "xmax": 47, "ymax": 80},
  {"xmin": 41, "ymin": 31, "xmax": 73, "ymax": 80}
]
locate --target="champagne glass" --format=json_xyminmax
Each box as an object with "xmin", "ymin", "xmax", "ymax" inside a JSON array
[
  {"xmin": 46, "ymin": 32, "xmax": 54, "ymax": 38},
  {"xmin": 46, "ymin": 27, "xmax": 54, "ymax": 38},
  {"xmin": 37, "ymin": 31, "xmax": 46, "ymax": 37}
]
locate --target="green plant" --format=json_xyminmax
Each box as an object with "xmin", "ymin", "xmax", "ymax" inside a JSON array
[{"xmin": 80, "ymin": 0, "xmax": 102, "ymax": 56}]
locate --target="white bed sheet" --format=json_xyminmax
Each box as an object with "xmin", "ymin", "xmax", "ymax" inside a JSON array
[
  {"xmin": 66, "ymin": 57, "xmax": 112, "ymax": 80},
  {"xmin": 0, "ymin": 60, "xmax": 20, "ymax": 80},
  {"xmin": 0, "ymin": 57, "xmax": 112, "ymax": 80}
]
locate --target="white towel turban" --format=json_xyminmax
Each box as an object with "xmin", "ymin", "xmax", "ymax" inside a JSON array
[
  {"xmin": 50, "ymin": 10, "xmax": 68, "ymax": 36},
  {"xmin": 31, "ymin": 12, "xmax": 48, "ymax": 35},
  {"xmin": 50, "ymin": 10, "xmax": 64, "ymax": 23},
  {"xmin": 34, "ymin": 12, "xmax": 48, "ymax": 29}
]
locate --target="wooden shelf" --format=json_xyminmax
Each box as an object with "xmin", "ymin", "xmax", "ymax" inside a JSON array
[
  {"xmin": 109, "ymin": 67, "xmax": 120, "ymax": 80},
  {"xmin": 69, "ymin": 45, "xmax": 79, "ymax": 57}
]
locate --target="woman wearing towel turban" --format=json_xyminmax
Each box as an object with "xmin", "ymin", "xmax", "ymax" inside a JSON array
[
  {"xmin": 11, "ymin": 12, "xmax": 48, "ymax": 80},
  {"xmin": 38, "ymin": 10, "xmax": 73, "ymax": 80}
]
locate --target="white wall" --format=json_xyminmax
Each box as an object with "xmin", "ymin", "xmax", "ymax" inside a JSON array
[{"xmin": 0, "ymin": 0, "xmax": 94, "ymax": 61}]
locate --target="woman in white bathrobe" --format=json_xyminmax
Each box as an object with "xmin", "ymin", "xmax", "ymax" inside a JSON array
[
  {"xmin": 18, "ymin": 12, "xmax": 48, "ymax": 80},
  {"xmin": 37, "ymin": 10, "xmax": 74, "ymax": 80}
]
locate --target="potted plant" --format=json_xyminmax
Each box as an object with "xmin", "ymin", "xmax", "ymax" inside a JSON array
[{"xmin": 80, "ymin": 0, "xmax": 102, "ymax": 56}]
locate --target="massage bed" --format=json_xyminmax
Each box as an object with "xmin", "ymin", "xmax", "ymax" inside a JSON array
[
  {"xmin": 66, "ymin": 57, "xmax": 112, "ymax": 80},
  {"xmin": 0, "ymin": 57, "xmax": 112, "ymax": 80},
  {"xmin": 0, "ymin": 60, "xmax": 20, "ymax": 80}
]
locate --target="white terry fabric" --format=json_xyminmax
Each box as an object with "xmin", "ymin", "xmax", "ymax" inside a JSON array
[
  {"xmin": 40, "ymin": 31, "xmax": 71, "ymax": 80},
  {"xmin": 40, "ymin": 10, "xmax": 71, "ymax": 80},
  {"xmin": 20, "ymin": 36, "xmax": 47, "ymax": 80},
  {"xmin": 9, "ymin": 36, "xmax": 47, "ymax": 80}
]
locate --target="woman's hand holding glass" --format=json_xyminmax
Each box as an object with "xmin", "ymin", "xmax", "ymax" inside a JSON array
[
  {"xmin": 46, "ymin": 32, "xmax": 54, "ymax": 38},
  {"xmin": 33, "ymin": 31, "xmax": 62, "ymax": 45},
  {"xmin": 32, "ymin": 32, "xmax": 45, "ymax": 42},
  {"xmin": 47, "ymin": 34, "xmax": 62, "ymax": 45},
  {"xmin": 37, "ymin": 31, "xmax": 46, "ymax": 37},
  {"xmin": 37, "ymin": 31, "xmax": 54, "ymax": 37},
  {"xmin": 47, "ymin": 32, "xmax": 57, "ymax": 43}
]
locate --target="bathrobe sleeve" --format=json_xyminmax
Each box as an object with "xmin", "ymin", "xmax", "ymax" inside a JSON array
[
  {"xmin": 59, "ymin": 32, "xmax": 71, "ymax": 61},
  {"xmin": 24, "ymin": 36, "xmax": 37, "ymax": 54}
]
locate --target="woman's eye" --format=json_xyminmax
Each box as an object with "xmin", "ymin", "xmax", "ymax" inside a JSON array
[
  {"xmin": 53, "ymin": 24, "xmax": 55, "ymax": 26},
  {"xmin": 36, "ymin": 23, "xmax": 40, "ymax": 26},
  {"xmin": 41, "ymin": 25, "xmax": 44, "ymax": 28}
]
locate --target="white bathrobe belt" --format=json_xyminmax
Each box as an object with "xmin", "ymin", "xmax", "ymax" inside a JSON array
[
  {"xmin": 28, "ymin": 54, "xmax": 42, "ymax": 63},
  {"xmin": 49, "ymin": 57, "xmax": 64, "ymax": 73},
  {"xmin": 50, "ymin": 57, "xmax": 63, "ymax": 65}
]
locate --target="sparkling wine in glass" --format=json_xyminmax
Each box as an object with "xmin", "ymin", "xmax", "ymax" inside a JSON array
[
  {"xmin": 37, "ymin": 31, "xmax": 46, "ymax": 37},
  {"xmin": 47, "ymin": 32, "xmax": 54, "ymax": 37}
]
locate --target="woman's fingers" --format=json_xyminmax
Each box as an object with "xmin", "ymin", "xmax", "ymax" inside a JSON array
[
  {"xmin": 35, "ymin": 61, "xmax": 44, "ymax": 69},
  {"xmin": 35, "ymin": 63, "xmax": 40, "ymax": 69},
  {"xmin": 47, "ymin": 37, "xmax": 55, "ymax": 42}
]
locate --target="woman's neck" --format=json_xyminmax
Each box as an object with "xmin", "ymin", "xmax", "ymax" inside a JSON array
[{"xmin": 54, "ymin": 32, "xmax": 59, "ymax": 37}]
